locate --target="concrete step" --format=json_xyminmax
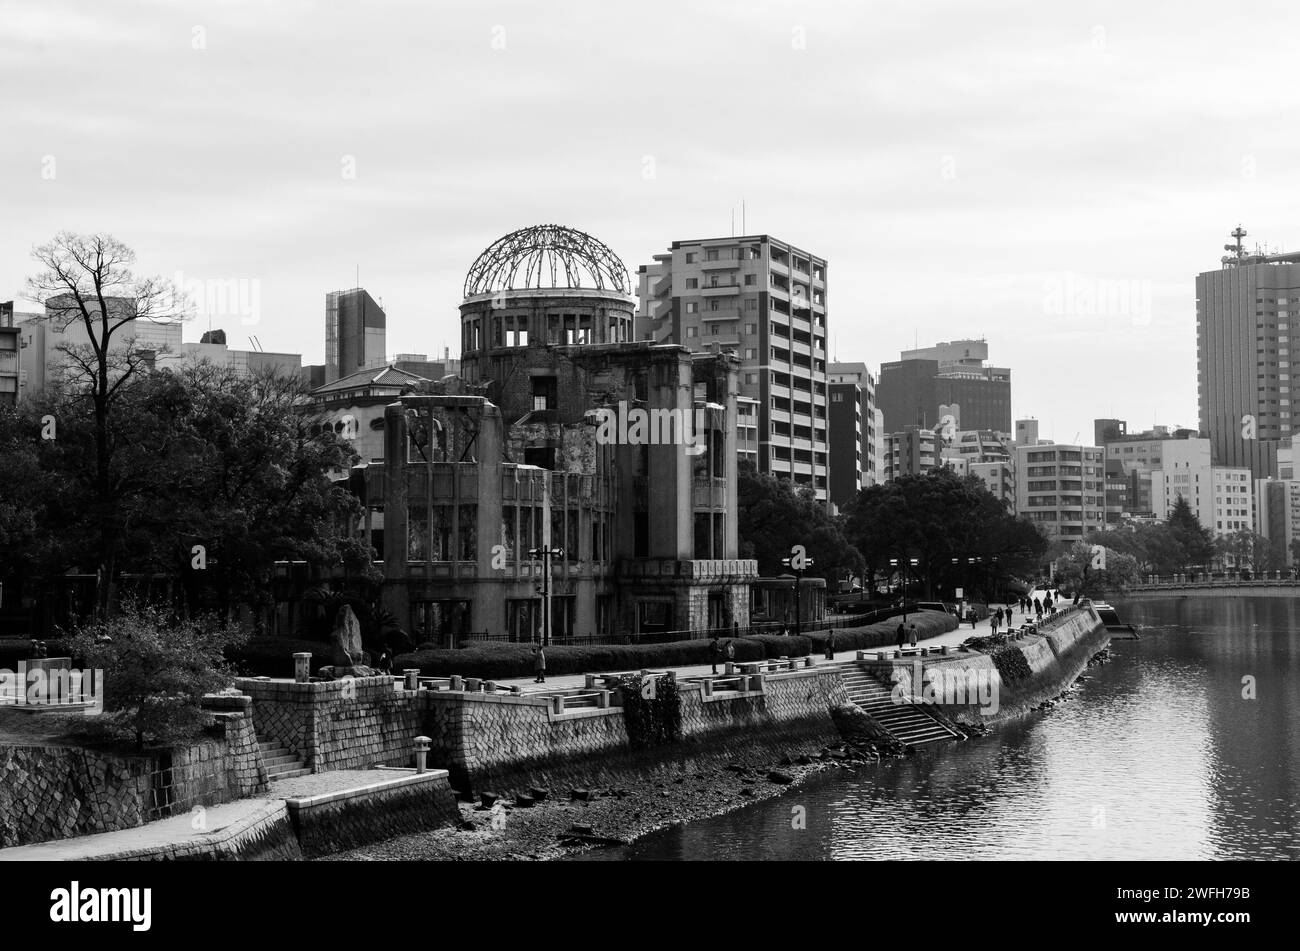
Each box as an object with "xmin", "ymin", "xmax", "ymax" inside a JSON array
[
  {"xmin": 269, "ymin": 767, "xmax": 311, "ymax": 781},
  {"xmin": 262, "ymin": 753, "xmax": 301, "ymax": 768},
  {"xmin": 266, "ymin": 760, "xmax": 305, "ymax": 776}
]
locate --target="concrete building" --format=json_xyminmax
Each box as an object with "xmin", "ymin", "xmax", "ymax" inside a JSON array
[
  {"xmin": 1255, "ymin": 478, "xmax": 1300, "ymax": 565},
  {"xmin": 392, "ymin": 351, "xmax": 459, "ymax": 380},
  {"xmin": 636, "ymin": 234, "xmax": 830, "ymax": 499},
  {"xmin": 1014, "ymin": 442, "xmax": 1106, "ymax": 539},
  {"xmin": 877, "ymin": 338, "xmax": 1012, "ymax": 435},
  {"xmin": 884, "ymin": 426, "xmax": 940, "ymax": 481},
  {"xmin": 970, "ymin": 460, "xmax": 1015, "ymax": 510},
  {"xmin": 368, "ymin": 224, "xmax": 757, "ymax": 644},
  {"xmin": 0, "ymin": 302, "xmax": 22, "ymax": 406},
  {"xmin": 872, "ymin": 407, "xmax": 886, "ymax": 485},
  {"xmin": 827, "ymin": 361, "xmax": 878, "ymax": 506},
  {"xmin": 1152, "ymin": 463, "xmax": 1254, "ymax": 536},
  {"xmin": 325, "ymin": 288, "xmax": 387, "ymax": 383},
  {"xmin": 1096, "ymin": 422, "xmax": 1210, "ymax": 520},
  {"xmin": 1197, "ymin": 227, "xmax": 1300, "ymax": 481},
  {"xmin": 1015, "ymin": 418, "xmax": 1042, "ymax": 447}
]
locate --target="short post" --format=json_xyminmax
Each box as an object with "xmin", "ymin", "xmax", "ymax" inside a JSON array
[
  {"xmin": 552, "ymin": 695, "xmax": 566, "ymax": 714},
  {"xmin": 403, "ymin": 668, "xmax": 420, "ymax": 691},
  {"xmin": 414, "ymin": 735, "xmax": 431, "ymax": 773},
  {"xmin": 585, "ymin": 674, "xmax": 599, "ymax": 689},
  {"xmin": 465, "ymin": 677, "xmax": 481, "ymax": 692},
  {"xmin": 876, "ymin": 651, "xmax": 887, "ymax": 661},
  {"xmin": 484, "ymin": 680, "xmax": 498, "ymax": 694},
  {"xmin": 597, "ymin": 690, "xmax": 611, "ymax": 708},
  {"xmin": 449, "ymin": 675, "xmax": 464, "ymax": 691},
  {"xmin": 703, "ymin": 679, "xmax": 714, "ymax": 697},
  {"xmin": 803, "ymin": 656, "xmax": 814, "ymax": 668},
  {"xmin": 293, "ymin": 652, "xmax": 312, "ymax": 684},
  {"xmin": 725, "ymin": 661, "xmax": 736, "ymax": 675},
  {"xmin": 940, "ymin": 645, "xmax": 950, "ymax": 655}
]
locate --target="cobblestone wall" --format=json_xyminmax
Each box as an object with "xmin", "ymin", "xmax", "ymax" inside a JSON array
[
  {"xmin": 237, "ymin": 676, "xmax": 425, "ymax": 772},
  {"xmin": 0, "ymin": 706, "xmax": 267, "ymax": 849},
  {"xmin": 286, "ymin": 771, "xmax": 458, "ymax": 857}
]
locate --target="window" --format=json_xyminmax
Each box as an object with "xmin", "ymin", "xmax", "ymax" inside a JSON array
[
  {"xmin": 706, "ymin": 249, "xmax": 719, "ymax": 261},
  {"xmin": 744, "ymin": 348, "xmax": 757, "ymax": 359},
  {"xmin": 744, "ymin": 275, "xmax": 755, "ymax": 285},
  {"xmin": 531, "ymin": 376, "xmax": 557, "ymax": 412},
  {"xmin": 686, "ymin": 302, "xmax": 698, "ymax": 314},
  {"xmin": 746, "ymin": 299, "xmax": 757, "ymax": 311},
  {"xmin": 744, "ymin": 323, "xmax": 757, "ymax": 334},
  {"xmin": 685, "ymin": 253, "xmax": 696, "ymax": 264},
  {"xmin": 686, "ymin": 327, "xmax": 698, "ymax": 338},
  {"xmin": 686, "ymin": 278, "xmax": 698, "ymax": 289}
]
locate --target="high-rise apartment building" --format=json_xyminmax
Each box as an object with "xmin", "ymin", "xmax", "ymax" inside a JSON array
[
  {"xmin": 1197, "ymin": 227, "xmax": 1300, "ymax": 481},
  {"xmin": 1013, "ymin": 442, "xmax": 1106, "ymax": 539},
  {"xmin": 884, "ymin": 426, "xmax": 940, "ymax": 481},
  {"xmin": 325, "ymin": 288, "xmax": 387, "ymax": 383},
  {"xmin": 637, "ymin": 235, "xmax": 829, "ymax": 499},
  {"xmin": 877, "ymin": 338, "xmax": 1011, "ymax": 434},
  {"xmin": 827, "ymin": 361, "xmax": 878, "ymax": 506}
]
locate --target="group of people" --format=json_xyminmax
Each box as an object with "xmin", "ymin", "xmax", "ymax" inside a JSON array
[{"xmin": 895, "ymin": 619, "xmax": 919, "ymax": 649}]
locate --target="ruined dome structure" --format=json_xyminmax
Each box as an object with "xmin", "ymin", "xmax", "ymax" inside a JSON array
[
  {"xmin": 463, "ymin": 224, "xmax": 630, "ymax": 299},
  {"xmin": 458, "ymin": 225, "xmax": 639, "ymax": 390}
]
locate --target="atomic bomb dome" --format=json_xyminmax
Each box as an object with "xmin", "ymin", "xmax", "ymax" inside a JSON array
[{"xmin": 463, "ymin": 224, "xmax": 630, "ymax": 299}]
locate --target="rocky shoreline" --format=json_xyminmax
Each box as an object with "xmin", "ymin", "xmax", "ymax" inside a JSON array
[{"xmin": 322, "ymin": 732, "xmax": 901, "ymax": 862}]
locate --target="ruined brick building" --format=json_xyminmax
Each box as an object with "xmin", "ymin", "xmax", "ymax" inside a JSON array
[{"xmin": 337, "ymin": 225, "xmax": 757, "ymax": 644}]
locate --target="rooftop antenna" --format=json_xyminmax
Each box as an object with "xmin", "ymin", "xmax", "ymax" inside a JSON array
[{"xmin": 1225, "ymin": 225, "xmax": 1247, "ymax": 263}]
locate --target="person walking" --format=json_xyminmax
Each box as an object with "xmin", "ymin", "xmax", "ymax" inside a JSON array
[
  {"xmin": 825, "ymin": 630, "xmax": 836, "ymax": 661},
  {"xmin": 724, "ymin": 639, "xmax": 736, "ymax": 665},
  {"xmin": 1033, "ymin": 597, "xmax": 1043, "ymax": 620},
  {"xmin": 896, "ymin": 621, "xmax": 907, "ymax": 650},
  {"xmin": 709, "ymin": 635, "xmax": 722, "ymax": 674},
  {"xmin": 533, "ymin": 645, "xmax": 546, "ymax": 684},
  {"xmin": 908, "ymin": 622, "xmax": 918, "ymax": 647},
  {"xmin": 990, "ymin": 612, "xmax": 1000, "ymax": 636}
]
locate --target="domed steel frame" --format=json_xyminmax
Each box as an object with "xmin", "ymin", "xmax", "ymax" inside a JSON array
[{"xmin": 463, "ymin": 224, "xmax": 630, "ymax": 298}]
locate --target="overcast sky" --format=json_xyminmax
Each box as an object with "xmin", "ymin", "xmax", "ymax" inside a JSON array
[{"xmin": 3, "ymin": 0, "xmax": 1299, "ymax": 444}]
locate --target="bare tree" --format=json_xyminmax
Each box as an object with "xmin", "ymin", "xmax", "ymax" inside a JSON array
[{"xmin": 24, "ymin": 232, "xmax": 189, "ymax": 616}]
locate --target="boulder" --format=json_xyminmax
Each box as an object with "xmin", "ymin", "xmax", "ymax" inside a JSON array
[
  {"xmin": 529, "ymin": 787, "xmax": 549, "ymax": 802},
  {"xmin": 330, "ymin": 604, "xmax": 364, "ymax": 666},
  {"xmin": 767, "ymin": 770, "xmax": 795, "ymax": 785},
  {"xmin": 570, "ymin": 788, "xmax": 591, "ymax": 801},
  {"xmin": 479, "ymin": 792, "xmax": 499, "ymax": 808}
]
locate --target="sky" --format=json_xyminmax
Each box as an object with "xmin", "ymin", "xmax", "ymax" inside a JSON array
[{"xmin": 3, "ymin": 0, "xmax": 1300, "ymax": 445}]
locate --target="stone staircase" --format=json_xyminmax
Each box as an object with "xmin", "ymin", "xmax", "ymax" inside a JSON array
[
  {"xmin": 258, "ymin": 739, "xmax": 310, "ymax": 781},
  {"xmin": 837, "ymin": 664, "xmax": 963, "ymax": 748}
]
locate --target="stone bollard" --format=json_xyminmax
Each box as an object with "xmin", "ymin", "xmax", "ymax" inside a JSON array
[
  {"xmin": 725, "ymin": 661, "xmax": 737, "ymax": 675},
  {"xmin": 803, "ymin": 656, "xmax": 814, "ymax": 668},
  {"xmin": 597, "ymin": 690, "xmax": 611, "ymax": 708},
  {"xmin": 749, "ymin": 674, "xmax": 765, "ymax": 692},
  {"xmin": 293, "ymin": 652, "xmax": 312, "ymax": 684},
  {"xmin": 484, "ymin": 681, "xmax": 498, "ymax": 693},
  {"xmin": 876, "ymin": 652, "xmax": 888, "ymax": 661},
  {"xmin": 787, "ymin": 658, "xmax": 799, "ymax": 670},
  {"xmin": 893, "ymin": 650, "xmax": 902, "ymax": 659},
  {"xmin": 414, "ymin": 735, "xmax": 431, "ymax": 773},
  {"xmin": 403, "ymin": 668, "xmax": 420, "ymax": 691},
  {"xmin": 551, "ymin": 695, "xmax": 566, "ymax": 714},
  {"xmin": 703, "ymin": 679, "xmax": 714, "ymax": 697},
  {"xmin": 585, "ymin": 674, "xmax": 599, "ymax": 689},
  {"xmin": 465, "ymin": 677, "xmax": 481, "ymax": 692},
  {"xmin": 940, "ymin": 645, "xmax": 950, "ymax": 655},
  {"xmin": 920, "ymin": 648, "xmax": 929, "ymax": 656},
  {"xmin": 450, "ymin": 675, "xmax": 464, "ymax": 691}
]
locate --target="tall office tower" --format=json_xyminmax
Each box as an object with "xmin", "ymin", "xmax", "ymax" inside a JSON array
[
  {"xmin": 827, "ymin": 361, "xmax": 878, "ymax": 506},
  {"xmin": 876, "ymin": 338, "xmax": 1012, "ymax": 434},
  {"xmin": 325, "ymin": 288, "xmax": 387, "ymax": 383},
  {"xmin": 637, "ymin": 235, "xmax": 830, "ymax": 499},
  {"xmin": 1197, "ymin": 226, "xmax": 1300, "ymax": 481}
]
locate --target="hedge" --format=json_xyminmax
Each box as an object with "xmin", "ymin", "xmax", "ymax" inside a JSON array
[{"xmin": 393, "ymin": 610, "xmax": 959, "ymax": 679}]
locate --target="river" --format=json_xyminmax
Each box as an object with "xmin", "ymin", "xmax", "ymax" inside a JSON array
[{"xmin": 573, "ymin": 597, "xmax": 1300, "ymax": 860}]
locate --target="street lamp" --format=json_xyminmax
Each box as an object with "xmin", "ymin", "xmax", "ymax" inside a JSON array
[
  {"xmin": 890, "ymin": 556, "xmax": 920, "ymax": 622},
  {"xmin": 529, "ymin": 545, "xmax": 564, "ymax": 647},
  {"xmin": 781, "ymin": 544, "xmax": 815, "ymax": 635}
]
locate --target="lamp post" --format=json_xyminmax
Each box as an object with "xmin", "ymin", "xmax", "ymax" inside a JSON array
[
  {"xmin": 781, "ymin": 544, "xmax": 815, "ymax": 635},
  {"xmin": 890, "ymin": 556, "xmax": 919, "ymax": 622},
  {"xmin": 529, "ymin": 545, "xmax": 564, "ymax": 647}
]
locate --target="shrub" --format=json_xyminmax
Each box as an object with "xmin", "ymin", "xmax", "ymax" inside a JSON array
[
  {"xmin": 65, "ymin": 602, "xmax": 248, "ymax": 750},
  {"xmin": 618, "ymin": 674, "xmax": 682, "ymax": 748},
  {"xmin": 991, "ymin": 644, "xmax": 1032, "ymax": 683}
]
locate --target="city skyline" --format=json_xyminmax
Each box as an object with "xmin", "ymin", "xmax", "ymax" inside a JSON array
[{"xmin": 5, "ymin": 1, "xmax": 1300, "ymax": 445}]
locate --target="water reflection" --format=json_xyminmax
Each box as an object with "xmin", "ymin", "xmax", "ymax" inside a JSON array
[{"xmin": 574, "ymin": 598, "xmax": 1300, "ymax": 860}]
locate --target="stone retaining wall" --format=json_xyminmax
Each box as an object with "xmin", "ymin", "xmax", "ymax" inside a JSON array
[
  {"xmin": 285, "ymin": 770, "xmax": 458, "ymax": 857},
  {"xmin": 88, "ymin": 802, "xmax": 304, "ymax": 861},
  {"xmin": 0, "ymin": 705, "xmax": 268, "ymax": 849}
]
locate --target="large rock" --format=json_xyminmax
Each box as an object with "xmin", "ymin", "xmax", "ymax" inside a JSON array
[{"xmin": 330, "ymin": 604, "xmax": 364, "ymax": 666}]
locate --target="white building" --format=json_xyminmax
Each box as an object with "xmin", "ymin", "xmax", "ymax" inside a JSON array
[{"xmin": 1152, "ymin": 464, "xmax": 1254, "ymax": 536}]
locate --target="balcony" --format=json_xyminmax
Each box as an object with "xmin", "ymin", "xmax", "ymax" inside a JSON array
[
  {"xmin": 700, "ymin": 283, "xmax": 741, "ymax": 296},
  {"xmin": 700, "ymin": 307, "xmax": 740, "ymax": 320},
  {"xmin": 700, "ymin": 258, "xmax": 741, "ymax": 271}
]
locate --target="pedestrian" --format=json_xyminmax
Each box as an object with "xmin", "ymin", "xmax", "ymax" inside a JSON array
[
  {"xmin": 1033, "ymin": 597, "xmax": 1043, "ymax": 620},
  {"xmin": 968, "ymin": 607, "xmax": 977, "ymax": 629},
  {"xmin": 896, "ymin": 621, "xmax": 907, "ymax": 650},
  {"xmin": 709, "ymin": 635, "xmax": 722, "ymax": 674},
  {"xmin": 991, "ymin": 612, "xmax": 999, "ymax": 635},
  {"xmin": 724, "ymin": 639, "xmax": 736, "ymax": 664},
  {"xmin": 909, "ymin": 622, "xmax": 918, "ymax": 647},
  {"xmin": 996, "ymin": 607, "xmax": 1005, "ymax": 626},
  {"xmin": 825, "ymin": 630, "xmax": 836, "ymax": 661},
  {"xmin": 533, "ymin": 645, "xmax": 546, "ymax": 684}
]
